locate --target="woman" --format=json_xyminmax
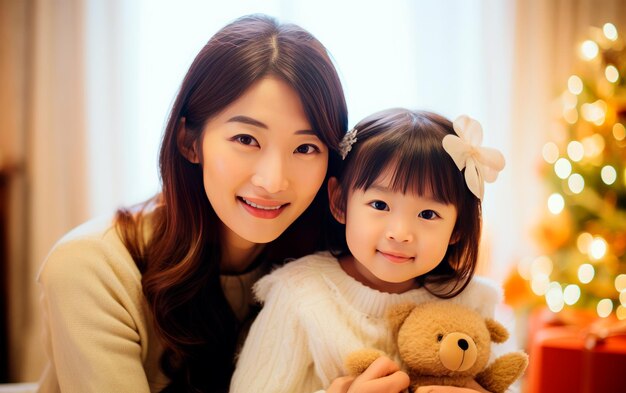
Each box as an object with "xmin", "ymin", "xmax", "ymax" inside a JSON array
[{"xmin": 37, "ymin": 14, "xmax": 346, "ymax": 393}]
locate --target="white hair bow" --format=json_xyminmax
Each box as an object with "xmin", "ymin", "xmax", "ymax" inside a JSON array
[{"xmin": 442, "ymin": 115, "xmax": 505, "ymax": 200}]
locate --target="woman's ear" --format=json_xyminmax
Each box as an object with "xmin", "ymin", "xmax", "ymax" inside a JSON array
[
  {"xmin": 176, "ymin": 117, "xmax": 200, "ymax": 164},
  {"xmin": 327, "ymin": 177, "xmax": 346, "ymax": 224}
]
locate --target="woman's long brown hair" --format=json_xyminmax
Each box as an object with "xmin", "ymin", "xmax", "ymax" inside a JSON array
[{"xmin": 115, "ymin": 14, "xmax": 347, "ymax": 392}]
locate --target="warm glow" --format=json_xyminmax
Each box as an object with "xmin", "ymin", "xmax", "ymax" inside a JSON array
[
  {"xmin": 581, "ymin": 40, "xmax": 599, "ymax": 60},
  {"xmin": 616, "ymin": 274, "xmax": 626, "ymax": 292},
  {"xmin": 567, "ymin": 75, "xmax": 584, "ymax": 94},
  {"xmin": 603, "ymin": 23, "xmax": 618, "ymax": 41},
  {"xmin": 562, "ymin": 91, "xmax": 578, "ymax": 109},
  {"xmin": 597, "ymin": 298, "xmax": 613, "ymax": 318},
  {"xmin": 563, "ymin": 108, "xmax": 579, "ymax": 124},
  {"xmin": 542, "ymin": 142, "xmax": 559, "ymax": 163},
  {"xmin": 531, "ymin": 274, "xmax": 550, "ymax": 296},
  {"xmin": 531, "ymin": 256, "xmax": 553, "ymax": 276},
  {"xmin": 601, "ymin": 165, "xmax": 617, "ymax": 185},
  {"xmin": 577, "ymin": 232, "xmax": 593, "ymax": 254},
  {"xmin": 578, "ymin": 263, "xmax": 595, "ymax": 284},
  {"xmin": 605, "ymin": 65, "xmax": 619, "ymax": 83},
  {"xmin": 546, "ymin": 283, "xmax": 565, "ymax": 312},
  {"xmin": 581, "ymin": 101, "xmax": 606, "ymax": 125},
  {"xmin": 517, "ymin": 256, "xmax": 533, "ymax": 280},
  {"xmin": 621, "ymin": 291, "xmax": 626, "ymax": 306},
  {"xmin": 554, "ymin": 158, "xmax": 572, "ymax": 179},
  {"xmin": 563, "ymin": 284, "xmax": 581, "ymax": 305},
  {"xmin": 548, "ymin": 193, "xmax": 565, "ymax": 214},
  {"xmin": 568, "ymin": 173, "xmax": 585, "ymax": 194},
  {"xmin": 613, "ymin": 123, "xmax": 626, "ymax": 141},
  {"xmin": 582, "ymin": 134, "xmax": 605, "ymax": 157},
  {"xmin": 567, "ymin": 141, "xmax": 584, "ymax": 162},
  {"xmin": 589, "ymin": 237, "xmax": 607, "ymax": 260}
]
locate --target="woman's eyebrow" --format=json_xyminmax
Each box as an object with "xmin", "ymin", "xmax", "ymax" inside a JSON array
[{"xmin": 227, "ymin": 115, "xmax": 316, "ymax": 135}]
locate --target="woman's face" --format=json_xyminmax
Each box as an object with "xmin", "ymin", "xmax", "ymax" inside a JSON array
[{"xmin": 197, "ymin": 76, "xmax": 328, "ymax": 248}]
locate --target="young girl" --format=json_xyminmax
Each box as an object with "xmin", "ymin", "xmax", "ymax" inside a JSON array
[
  {"xmin": 230, "ymin": 108, "xmax": 507, "ymax": 393},
  {"xmin": 36, "ymin": 14, "xmax": 347, "ymax": 393}
]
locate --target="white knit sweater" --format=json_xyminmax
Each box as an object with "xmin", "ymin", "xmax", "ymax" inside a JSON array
[{"xmin": 230, "ymin": 252, "xmax": 502, "ymax": 393}]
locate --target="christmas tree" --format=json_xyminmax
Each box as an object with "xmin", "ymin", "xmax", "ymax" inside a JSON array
[{"xmin": 511, "ymin": 23, "xmax": 626, "ymax": 320}]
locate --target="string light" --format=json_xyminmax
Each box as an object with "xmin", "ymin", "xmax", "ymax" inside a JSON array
[
  {"xmin": 578, "ymin": 263, "xmax": 595, "ymax": 284},
  {"xmin": 577, "ymin": 232, "xmax": 593, "ymax": 254},
  {"xmin": 613, "ymin": 123, "xmax": 626, "ymax": 141},
  {"xmin": 548, "ymin": 193, "xmax": 565, "ymax": 214},
  {"xmin": 617, "ymin": 305, "xmax": 626, "ymax": 320},
  {"xmin": 581, "ymin": 40, "xmax": 599, "ymax": 60},
  {"xmin": 563, "ymin": 284, "xmax": 581, "ymax": 305},
  {"xmin": 567, "ymin": 141, "xmax": 584, "ymax": 161},
  {"xmin": 616, "ymin": 274, "xmax": 626, "ymax": 292},
  {"xmin": 546, "ymin": 283, "xmax": 565, "ymax": 312},
  {"xmin": 605, "ymin": 65, "xmax": 619, "ymax": 83},
  {"xmin": 601, "ymin": 165, "xmax": 617, "ymax": 185},
  {"xmin": 554, "ymin": 158, "xmax": 572, "ymax": 179},
  {"xmin": 568, "ymin": 173, "xmax": 585, "ymax": 194},
  {"xmin": 542, "ymin": 142, "xmax": 559, "ymax": 163},
  {"xmin": 567, "ymin": 75, "xmax": 583, "ymax": 94},
  {"xmin": 603, "ymin": 23, "xmax": 618, "ymax": 41},
  {"xmin": 589, "ymin": 237, "xmax": 608, "ymax": 260},
  {"xmin": 597, "ymin": 298, "xmax": 613, "ymax": 318}
]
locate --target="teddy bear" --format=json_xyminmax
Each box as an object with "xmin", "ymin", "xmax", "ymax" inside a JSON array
[{"xmin": 345, "ymin": 301, "xmax": 528, "ymax": 393}]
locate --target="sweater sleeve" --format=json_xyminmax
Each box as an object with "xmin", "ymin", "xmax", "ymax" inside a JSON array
[
  {"xmin": 37, "ymin": 237, "xmax": 151, "ymax": 393},
  {"xmin": 230, "ymin": 273, "xmax": 320, "ymax": 393}
]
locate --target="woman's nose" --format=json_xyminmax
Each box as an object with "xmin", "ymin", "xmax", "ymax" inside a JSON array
[{"xmin": 250, "ymin": 152, "xmax": 289, "ymax": 194}]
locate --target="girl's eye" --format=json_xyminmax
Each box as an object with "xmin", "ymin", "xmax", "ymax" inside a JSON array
[
  {"xmin": 369, "ymin": 201, "xmax": 389, "ymax": 211},
  {"xmin": 232, "ymin": 134, "xmax": 259, "ymax": 147},
  {"xmin": 294, "ymin": 144, "xmax": 321, "ymax": 154},
  {"xmin": 418, "ymin": 210, "xmax": 439, "ymax": 220}
]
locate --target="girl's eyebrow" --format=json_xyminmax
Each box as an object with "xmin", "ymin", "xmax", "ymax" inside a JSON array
[{"xmin": 227, "ymin": 115, "xmax": 316, "ymax": 135}]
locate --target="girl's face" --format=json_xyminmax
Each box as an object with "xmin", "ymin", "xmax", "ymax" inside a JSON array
[
  {"xmin": 196, "ymin": 76, "xmax": 328, "ymax": 250},
  {"xmin": 331, "ymin": 169, "xmax": 458, "ymax": 293}
]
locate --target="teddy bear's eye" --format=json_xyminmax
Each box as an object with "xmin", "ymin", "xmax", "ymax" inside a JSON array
[{"xmin": 437, "ymin": 334, "xmax": 444, "ymax": 342}]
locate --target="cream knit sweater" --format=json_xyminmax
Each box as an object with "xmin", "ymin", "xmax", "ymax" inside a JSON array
[
  {"xmin": 36, "ymin": 213, "xmax": 264, "ymax": 393},
  {"xmin": 230, "ymin": 252, "xmax": 502, "ymax": 393}
]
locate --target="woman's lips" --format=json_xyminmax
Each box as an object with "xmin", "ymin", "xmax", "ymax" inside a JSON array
[{"xmin": 238, "ymin": 197, "xmax": 289, "ymax": 219}]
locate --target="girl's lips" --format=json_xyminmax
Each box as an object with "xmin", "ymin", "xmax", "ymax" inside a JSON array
[
  {"xmin": 238, "ymin": 197, "xmax": 289, "ymax": 219},
  {"xmin": 378, "ymin": 250, "xmax": 414, "ymax": 264}
]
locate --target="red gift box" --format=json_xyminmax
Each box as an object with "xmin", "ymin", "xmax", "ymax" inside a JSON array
[{"xmin": 526, "ymin": 321, "xmax": 626, "ymax": 393}]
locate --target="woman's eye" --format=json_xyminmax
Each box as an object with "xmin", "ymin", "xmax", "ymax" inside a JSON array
[
  {"xmin": 369, "ymin": 201, "xmax": 389, "ymax": 211},
  {"xmin": 418, "ymin": 210, "xmax": 439, "ymax": 220},
  {"xmin": 294, "ymin": 144, "xmax": 320, "ymax": 154},
  {"xmin": 232, "ymin": 134, "xmax": 259, "ymax": 147}
]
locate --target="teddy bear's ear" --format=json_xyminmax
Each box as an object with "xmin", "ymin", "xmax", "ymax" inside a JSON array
[
  {"xmin": 387, "ymin": 303, "xmax": 416, "ymax": 336},
  {"xmin": 485, "ymin": 318, "xmax": 509, "ymax": 343}
]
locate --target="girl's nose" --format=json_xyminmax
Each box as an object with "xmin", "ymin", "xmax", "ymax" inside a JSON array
[
  {"xmin": 385, "ymin": 221, "xmax": 414, "ymax": 243},
  {"xmin": 251, "ymin": 152, "xmax": 289, "ymax": 194}
]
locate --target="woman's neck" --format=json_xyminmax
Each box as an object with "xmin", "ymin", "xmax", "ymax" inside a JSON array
[{"xmin": 219, "ymin": 223, "xmax": 265, "ymax": 274}]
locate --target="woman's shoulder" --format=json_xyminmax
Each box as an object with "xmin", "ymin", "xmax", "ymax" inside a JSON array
[{"xmin": 37, "ymin": 213, "xmax": 141, "ymax": 287}]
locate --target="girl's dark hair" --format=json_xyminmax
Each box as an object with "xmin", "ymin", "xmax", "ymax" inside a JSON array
[
  {"xmin": 115, "ymin": 14, "xmax": 347, "ymax": 392},
  {"xmin": 327, "ymin": 108, "xmax": 481, "ymax": 298}
]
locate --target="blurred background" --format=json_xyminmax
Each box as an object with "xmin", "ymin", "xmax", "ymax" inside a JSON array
[{"xmin": 1, "ymin": 0, "xmax": 625, "ymax": 391}]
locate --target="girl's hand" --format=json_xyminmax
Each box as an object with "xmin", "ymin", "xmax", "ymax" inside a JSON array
[
  {"xmin": 327, "ymin": 356, "xmax": 410, "ymax": 393},
  {"xmin": 415, "ymin": 379, "xmax": 492, "ymax": 393}
]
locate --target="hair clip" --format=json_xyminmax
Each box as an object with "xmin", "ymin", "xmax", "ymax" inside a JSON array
[
  {"xmin": 442, "ymin": 115, "xmax": 505, "ymax": 200},
  {"xmin": 339, "ymin": 128, "xmax": 357, "ymax": 160}
]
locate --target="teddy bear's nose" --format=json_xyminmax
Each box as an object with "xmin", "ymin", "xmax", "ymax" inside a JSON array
[{"xmin": 457, "ymin": 338, "xmax": 469, "ymax": 350}]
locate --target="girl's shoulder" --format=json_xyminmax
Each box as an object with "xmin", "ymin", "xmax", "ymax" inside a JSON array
[
  {"xmin": 253, "ymin": 251, "xmax": 340, "ymax": 302},
  {"xmin": 448, "ymin": 275, "xmax": 503, "ymax": 318}
]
